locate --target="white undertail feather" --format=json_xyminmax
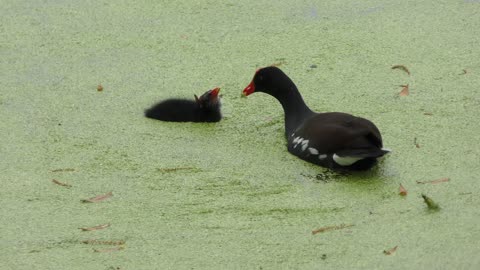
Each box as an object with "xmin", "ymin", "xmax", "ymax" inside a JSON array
[{"xmin": 332, "ymin": 154, "xmax": 363, "ymax": 166}]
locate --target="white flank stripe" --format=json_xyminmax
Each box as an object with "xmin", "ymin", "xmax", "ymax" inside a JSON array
[{"xmin": 301, "ymin": 143, "xmax": 308, "ymax": 151}]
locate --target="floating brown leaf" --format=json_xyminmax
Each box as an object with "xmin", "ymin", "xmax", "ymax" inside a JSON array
[
  {"xmin": 97, "ymin": 84, "xmax": 103, "ymax": 91},
  {"xmin": 81, "ymin": 192, "xmax": 113, "ymax": 203},
  {"xmin": 399, "ymin": 84, "xmax": 409, "ymax": 96},
  {"xmin": 392, "ymin": 65, "xmax": 410, "ymax": 75},
  {"xmin": 423, "ymin": 112, "xmax": 433, "ymax": 116},
  {"xmin": 52, "ymin": 179, "xmax": 72, "ymax": 188},
  {"xmin": 399, "ymin": 184, "xmax": 408, "ymax": 196},
  {"xmin": 459, "ymin": 69, "xmax": 467, "ymax": 75},
  {"xmin": 94, "ymin": 246, "xmax": 125, "ymax": 253},
  {"xmin": 384, "ymin": 245, "xmax": 398, "ymax": 255},
  {"xmin": 82, "ymin": 239, "xmax": 125, "ymax": 245},
  {"xmin": 312, "ymin": 224, "xmax": 354, "ymax": 235},
  {"xmin": 416, "ymin": 177, "xmax": 450, "ymax": 185},
  {"xmin": 80, "ymin": 224, "xmax": 111, "ymax": 231},
  {"xmin": 51, "ymin": 168, "xmax": 75, "ymax": 173}
]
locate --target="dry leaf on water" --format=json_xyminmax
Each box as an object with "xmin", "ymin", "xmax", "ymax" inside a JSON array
[
  {"xmin": 399, "ymin": 84, "xmax": 409, "ymax": 96},
  {"xmin": 416, "ymin": 177, "xmax": 450, "ymax": 184},
  {"xmin": 384, "ymin": 246, "xmax": 398, "ymax": 255},
  {"xmin": 399, "ymin": 184, "xmax": 408, "ymax": 196},
  {"xmin": 81, "ymin": 192, "xmax": 113, "ymax": 203}
]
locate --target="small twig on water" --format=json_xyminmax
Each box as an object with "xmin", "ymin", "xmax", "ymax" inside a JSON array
[
  {"xmin": 312, "ymin": 224, "xmax": 354, "ymax": 235},
  {"xmin": 94, "ymin": 246, "xmax": 124, "ymax": 253},
  {"xmin": 52, "ymin": 179, "xmax": 72, "ymax": 188},
  {"xmin": 51, "ymin": 168, "xmax": 75, "ymax": 172},
  {"xmin": 80, "ymin": 224, "xmax": 111, "ymax": 231},
  {"xmin": 82, "ymin": 239, "xmax": 125, "ymax": 245},
  {"xmin": 392, "ymin": 65, "xmax": 410, "ymax": 75}
]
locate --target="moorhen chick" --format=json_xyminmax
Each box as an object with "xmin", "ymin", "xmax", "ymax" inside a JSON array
[{"xmin": 145, "ymin": 87, "xmax": 221, "ymax": 122}]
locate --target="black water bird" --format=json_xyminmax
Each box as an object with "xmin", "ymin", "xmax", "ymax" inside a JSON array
[{"xmin": 243, "ymin": 67, "xmax": 389, "ymax": 171}]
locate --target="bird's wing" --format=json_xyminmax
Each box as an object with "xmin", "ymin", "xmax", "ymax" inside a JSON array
[{"xmin": 297, "ymin": 113, "xmax": 383, "ymax": 156}]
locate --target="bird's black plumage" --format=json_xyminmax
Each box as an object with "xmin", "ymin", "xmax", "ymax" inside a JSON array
[
  {"xmin": 243, "ymin": 67, "xmax": 389, "ymax": 171},
  {"xmin": 145, "ymin": 88, "xmax": 221, "ymax": 122}
]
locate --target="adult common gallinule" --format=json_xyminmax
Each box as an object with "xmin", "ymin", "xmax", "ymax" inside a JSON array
[
  {"xmin": 243, "ymin": 67, "xmax": 389, "ymax": 171},
  {"xmin": 145, "ymin": 87, "xmax": 221, "ymax": 122}
]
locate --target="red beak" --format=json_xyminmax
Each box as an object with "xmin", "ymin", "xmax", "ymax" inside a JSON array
[
  {"xmin": 243, "ymin": 81, "xmax": 255, "ymax": 96},
  {"xmin": 210, "ymin": 87, "xmax": 220, "ymax": 98}
]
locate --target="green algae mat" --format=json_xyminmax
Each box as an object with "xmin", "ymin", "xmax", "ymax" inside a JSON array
[{"xmin": 1, "ymin": 1, "xmax": 480, "ymax": 269}]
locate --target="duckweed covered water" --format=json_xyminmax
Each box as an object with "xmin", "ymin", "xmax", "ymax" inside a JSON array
[{"xmin": 1, "ymin": 0, "xmax": 480, "ymax": 269}]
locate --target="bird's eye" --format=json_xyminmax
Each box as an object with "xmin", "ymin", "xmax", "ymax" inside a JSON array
[{"xmin": 258, "ymin": 75, "xmax": 263, "ymax": 81}]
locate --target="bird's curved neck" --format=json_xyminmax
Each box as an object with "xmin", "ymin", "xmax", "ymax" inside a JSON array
[{"xmin": 276, "ymin": 87, "xmax": 314, "ymax": 137}]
